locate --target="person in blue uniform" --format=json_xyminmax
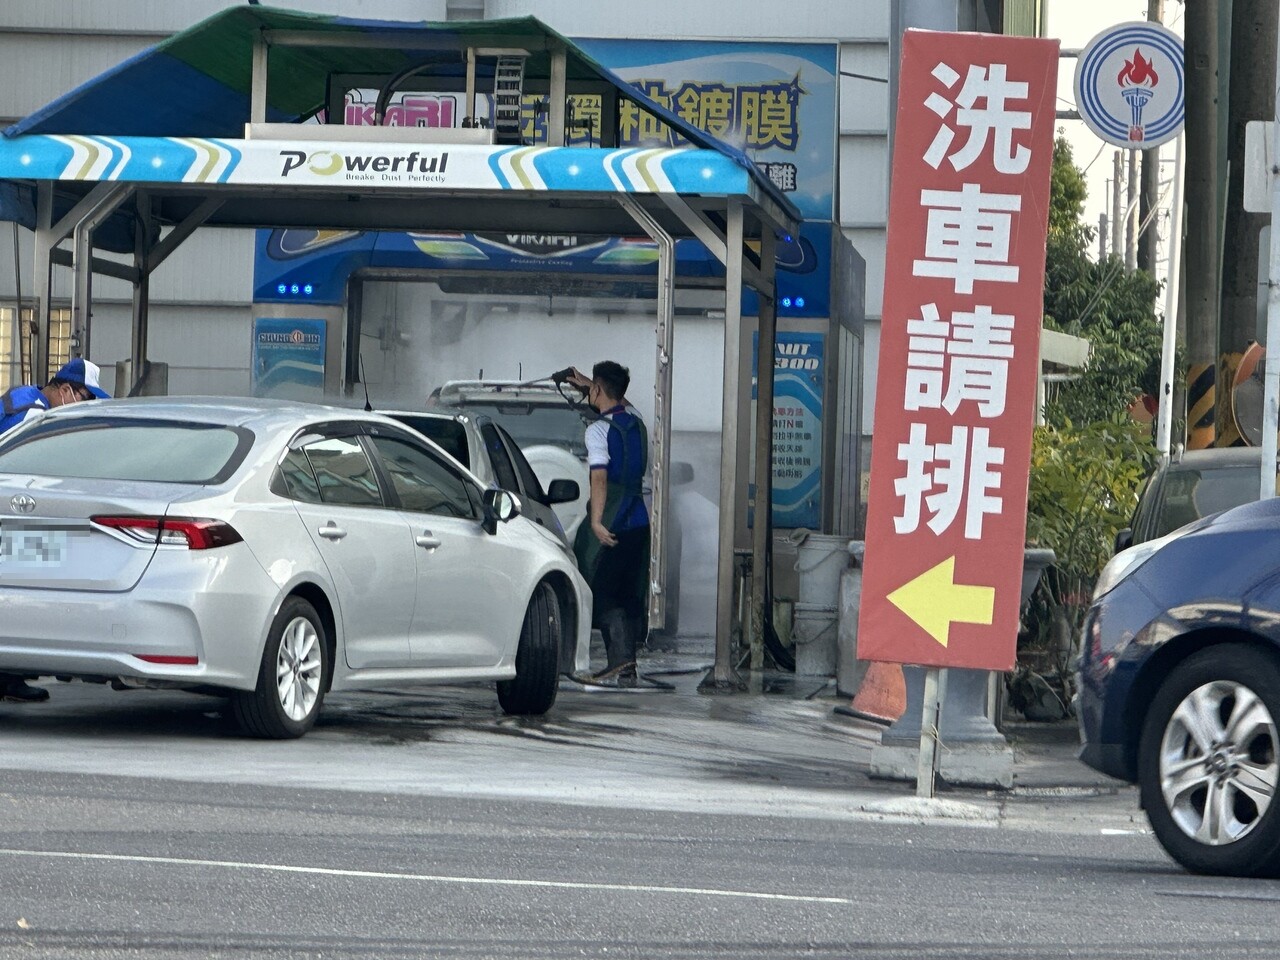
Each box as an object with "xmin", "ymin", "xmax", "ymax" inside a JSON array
[
  {"xmin": 0, "ymin": 358, "xmax": 110, "ymax": 437},
  {"xmin": 0, "ymin": 358, "xmax": 111, "ymax": 702},
  {"xmin": 568, "ymin": 361, "xmax": 650, "ymax": 685}
]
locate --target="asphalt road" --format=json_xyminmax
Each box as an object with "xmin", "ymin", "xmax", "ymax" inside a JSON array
[{"xmin": 0, "ymin": 681, "xmax": 1278, "ymax": 959}]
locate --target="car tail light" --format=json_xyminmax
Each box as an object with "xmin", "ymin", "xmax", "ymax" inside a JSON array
[
  {"xmin": 133, "ymin": 654, "xmax": 199, "ymax": 665},
  {"xmin": 92, "ymin": 516, "xmax": 242, "ymax": 550}
]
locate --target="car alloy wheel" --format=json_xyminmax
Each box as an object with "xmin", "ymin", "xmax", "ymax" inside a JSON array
[
  {"xmin": 276, "ymin": 615, "xmax": 323, "ymax": 722},
  {"xmin": 232, "ymin": 595, "xmax": 328, "ymax": 739},
  {"xmin": 1160, "ymin": 680, "xmax": 1278, "ymax": 846},
  {"xmin": 1139, "ymin": 644, "xmax": 1280, "ymax": 876}
]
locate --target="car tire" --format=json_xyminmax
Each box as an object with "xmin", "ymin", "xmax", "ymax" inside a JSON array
[
  {"xmin": 1138, "ymin": 644, "xmax": 1280, "ymax": 876},
  {"xmin": 232, "ymin": 596, "xmax": 328, "ymax": 740},
  {"xmin": 497, "ymin": 580, "xmax": 560, "ymax": 716}
]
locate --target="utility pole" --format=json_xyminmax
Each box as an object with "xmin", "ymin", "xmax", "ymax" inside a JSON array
[
  {"xmin": 1126, "ymin": 148, "xmax": 1139, "ymax": 272},
  {"xmin": 1099, "ymin": 213, "xmax": 1108, "ymax": 261},
  {"xmin": 1138, "ymin": 0, "xmax": 1163, "ymax": 273},
  {"xmin": 1184, "ymin": 0, "xmax": 1220, "ymax": 449},
  {"xmin": 1222, "ymin": 0, "xmax": 1280, "ymax": 354},
  {"xmin": 1111, "ymin": 152, "xmax": 1123, "ymax": 262}
]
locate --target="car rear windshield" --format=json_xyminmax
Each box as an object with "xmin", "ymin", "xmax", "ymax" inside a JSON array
[
  {"xmin": 1155, "ymin": 465, "xmax": 1263, "ymax": 538},
  {"xmin": 456, "ymin": 403, "xmax": 588, "ymax": 458},
  {"xmin": 0, "ymin": 418, "xmax": 252, "ymax": 484},
  {"xmin": 389, "ymin": 415, "xmax": 470, "ymax": 469}
]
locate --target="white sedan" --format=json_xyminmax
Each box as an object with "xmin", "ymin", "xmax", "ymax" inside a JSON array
[{"xmin": 0, "ymin": 397, "xmax": 592, "ymax": 738}]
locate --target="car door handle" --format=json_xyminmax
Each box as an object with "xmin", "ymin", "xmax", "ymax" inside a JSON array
[
  {"xmin": 317, "ymin": 523, "xmax": 347, "ymax": 541},
  {"xmin": 415, "ymin": 532, "xmax": 442, "ymax": 550}
]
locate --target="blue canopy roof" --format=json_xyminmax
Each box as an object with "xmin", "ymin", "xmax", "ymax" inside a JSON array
[{"xmin": 2, "ymin": 7, "xmax": 798, "ymax": 230}]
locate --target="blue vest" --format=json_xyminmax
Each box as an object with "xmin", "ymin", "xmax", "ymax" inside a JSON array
[
  {"xmin": 0, "ymin": 385, "xmax": 49, "ymax": 436},
  {"xmin": 602, "ymin": 405, "xmax": 649, "ymax": 532}
]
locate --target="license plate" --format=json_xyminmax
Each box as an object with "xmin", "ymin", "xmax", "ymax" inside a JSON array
[{"xmin": 0, "ymin": 528, "xmax": 69, "ymax": 567}]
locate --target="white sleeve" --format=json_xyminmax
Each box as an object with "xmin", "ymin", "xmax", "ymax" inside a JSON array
[{"xmin": 585, "ymin": 419, "xmax": 610, "ymax": 469}]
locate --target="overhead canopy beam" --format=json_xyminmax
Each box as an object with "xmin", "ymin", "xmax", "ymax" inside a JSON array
[
  {"xmin": 50, "ymin": 248, "xmax": 139, "ymax": 285},
  {"xmin": 262, "ymin": 29, "xmax": 552, "ymax": 52},
  {"xmin": 146, "ymin": 197, "xmax": 225, "ymax": 274},
  {"xmin": 659, "ymin": 193, "xmax": 772, "ymax": 293}
]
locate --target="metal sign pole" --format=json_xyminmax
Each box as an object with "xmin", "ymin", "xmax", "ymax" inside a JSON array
[
  {"xmin": 916, "ymin": 667, "xmax": 947, "ymax": 799},
  {"xmin": 1262, "ymin": 26, "xmax": 1280, "ymax": 501},
  {"xmin": 1156, "ymin": 133, "xmax": 1184, "ymax": 458}
]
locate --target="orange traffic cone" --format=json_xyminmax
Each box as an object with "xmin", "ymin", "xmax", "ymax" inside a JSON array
[{"xmin": 845, "ymin": 661, "xmax": 907, "ymax": 725}]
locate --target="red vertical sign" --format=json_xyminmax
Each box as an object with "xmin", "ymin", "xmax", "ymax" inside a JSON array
[{"xmin": 858, "ymin": 30, "xmax": 1059, "ymax": 672}]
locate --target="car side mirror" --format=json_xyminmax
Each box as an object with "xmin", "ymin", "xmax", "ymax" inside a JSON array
[
  {"xmin": 482, "ymin": 488, "xmax": 520, "ymax": 535},
  {"xmin": 545, "ymin": 478, "xmax": 580, "ymax": 505},
  {"xmin": 1114, "ymin": 528, "xmax": 1133, "ymax": 554}
]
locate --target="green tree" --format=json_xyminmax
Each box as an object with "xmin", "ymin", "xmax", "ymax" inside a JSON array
[
  {"xmin": 1041, "ymin": 136, "xmax": 1162, "ymax": 427},
  {"xmin": 1019, "ymin": 138, "xmax": 1162, "ymax": 706}
]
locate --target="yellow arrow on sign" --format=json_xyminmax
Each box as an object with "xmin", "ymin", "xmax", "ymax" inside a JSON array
[{"xmin": 886, "ymin": 556, "xmax": 996, "ymax": 648}]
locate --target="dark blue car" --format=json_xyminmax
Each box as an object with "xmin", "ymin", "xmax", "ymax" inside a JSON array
[{"xmin": 1077, "ymin": 496, "xmax": 1280, "ymax": 877}]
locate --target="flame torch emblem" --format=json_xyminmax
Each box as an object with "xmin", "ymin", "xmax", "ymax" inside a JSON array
[{"xmin": 1117, "ymin": 48, "xmax": 1159, "ymax": 143}]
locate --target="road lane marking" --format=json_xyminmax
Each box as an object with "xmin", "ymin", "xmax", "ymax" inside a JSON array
[{"xmin": 0, "ymin": 848, "xmax": 853, "ymax": 905}]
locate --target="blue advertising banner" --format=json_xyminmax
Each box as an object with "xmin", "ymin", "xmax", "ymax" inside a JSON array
[
  {"xmin": 253, "ymin": 40, "xmax": 837, "ymax": 316},
  {"xmin": 252, "ymin": 318, "xmax": 326, "ymax": 401},
  {"xmin": 752, "ymin": 331, "xmax": 825, "ymax": 529},
  {"xmin": 575, "ymin": 39, "xmax": 838, "ymax": 222}
]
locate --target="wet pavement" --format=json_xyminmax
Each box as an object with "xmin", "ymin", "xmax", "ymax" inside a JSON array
[{"xmin": 0, "ymin": 651, "xmax": 1142, "ymax": 835}]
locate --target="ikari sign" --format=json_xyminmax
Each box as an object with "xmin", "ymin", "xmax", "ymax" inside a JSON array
[{"xmin": 1074, "ymin": 21, "xmax": 1184, "ymax": 150}]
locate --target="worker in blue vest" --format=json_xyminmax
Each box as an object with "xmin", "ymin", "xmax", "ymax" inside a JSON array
[
  {"xmin": 0, "ymin": 358, "xmax": 110, "ymax": 438},
  {"xmin": 0, "ymin": 357, "xmax": 110, "ymax": 702},
  {"xmin": 568, "ymin": 361, "xmax": 650, "ymax": 686}
]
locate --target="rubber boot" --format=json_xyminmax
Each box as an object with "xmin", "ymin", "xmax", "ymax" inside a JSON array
[{"xmin": 595, "ymin": 609, "xmax": 637, "ymax": 686}]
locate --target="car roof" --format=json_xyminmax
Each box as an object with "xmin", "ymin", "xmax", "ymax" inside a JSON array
[
  {"xmin": 29, "ymin": 395, "xmax": 414, "ymax": 432},
  {"xmin": 432, "ymin": 380, "xmax": 570, "ymax": 406},
  {"xmin": 1169, "ymin": 447, "xmax": 1264, "ymax": 469}
]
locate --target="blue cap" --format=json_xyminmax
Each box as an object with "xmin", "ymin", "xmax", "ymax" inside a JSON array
[{"xmin": 54, "ymin": 358, "xmax": 111, "ymax": 399}]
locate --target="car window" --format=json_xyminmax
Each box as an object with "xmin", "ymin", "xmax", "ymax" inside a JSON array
[
  {"xmin": 275, "ymin": 447, "xmax": 323, "ymax": 503},
  {"xmin": 0, "ymin": 419, "xmax": 251, "ymax": 484},
  {"xmin": 370, "ymin": 435, "xmax": 477, "ymax": 519},
  {"xmin": 479, "ymin": 423, "xmax": 519, "ymax": 492},
  {"xmin": 498, "ymin": 425, "xmax": 547, "ymax": 502},
  {"xmin": 302, "ymin": 436, "xmax": 383, "ymax": 507},
  {"xmin": 387, "ymin": 414, "xmax": 470, "ymax": 469},
  {"xmin": 457, "ymin": 402, "xmax": 589, "ymax": 458},
  {"xmin": 1154, "ymin": 465, "xmax": 1263, "ymax": 539}
]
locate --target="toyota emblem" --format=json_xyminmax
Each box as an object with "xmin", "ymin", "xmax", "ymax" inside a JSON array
[{"xmin": 9, "ymin": 494, "xmax": 36, "ymax": 515}]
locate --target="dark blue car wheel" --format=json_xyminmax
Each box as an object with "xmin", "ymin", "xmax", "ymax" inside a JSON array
[{"xmin": 1138, "ymin": 644, "xmax": 1280, "ymax": 877}]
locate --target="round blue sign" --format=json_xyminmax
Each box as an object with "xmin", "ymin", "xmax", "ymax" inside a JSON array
[{"xmin": 1074, "ymin": 21, "xmax": 1184, "ymax": 149}]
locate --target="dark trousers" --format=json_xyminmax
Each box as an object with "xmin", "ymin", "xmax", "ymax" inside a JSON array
[{"xmin": 591, "ymin": 525, "xmax": 650, "ymax": 669}]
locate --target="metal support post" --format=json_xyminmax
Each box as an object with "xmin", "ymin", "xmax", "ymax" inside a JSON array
[
  {"xmin": 1139, "ymin": 0, "xmax": 1164, "ymax": 272},
  {"xmin": 1157, "ymin": 134, "xmax": 1185, "ymax": 457},
  {"xmin": 31, "ymin": 182, "xmax": 53, "ymax": 384},
  {"xmin": 131, "ymin": 192, "xmax": 152, "ymax": 383},
  {"xmin": 251, "ymin": 36, "xmax": 268, "ymax": 126},
  {"xmin": 548, "ymin": 44, "xmax": 567, "ymax": 147},
  {"xmin": 1259, "ymin": 22, "xmax": 1280, "ymax": 498},
  {"xmin": 465, "ymin": 48, "xmax": 477, "ymax": 124},
  {"xmin": 750, "ymin": 231, "xmax": 777, "ymax": 672},
  {"xmin": 1111, "ymin": 152, "xmax": 1123, "ymax": 261},
  {"xmin": 1126, "ymin": 148, "xmax": 1139, "ymax": 272},
  {"xmin": 71, "ymin": 183, "xmax": 133, "ymax": 360},
  {"xmin": 916, "ymin": 667, "xmax": 947, "ymax": 799},
  {"xmin": 713, "ymin": 200, "xmax": 745, "ymax": 686},
  {"xmin": 618, "ymin": 197, "xmax": 675, "ymax": 631}
]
